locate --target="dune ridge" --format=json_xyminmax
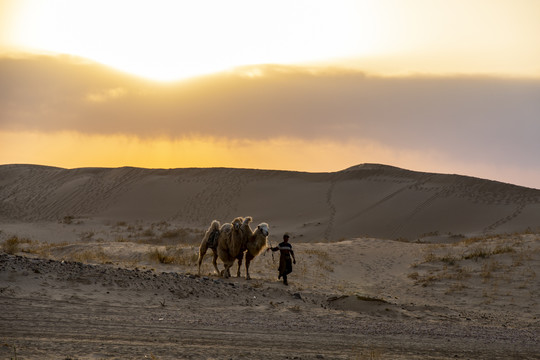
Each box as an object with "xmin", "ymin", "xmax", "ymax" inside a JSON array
[{"xmin": 1, "ymin": 163, "xmax": 539, "ymax": 241}]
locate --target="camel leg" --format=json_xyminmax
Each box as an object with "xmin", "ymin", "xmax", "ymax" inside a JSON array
[
  {"xmin": 221, "ymin": 260, "xmax": 232, "ymax": 278},
  {"xmin": 197, "ymin": 242, "xmax": 208, "ymax": 276},
  {"xmin": 236, "ymin": 253, "xmax": 244, "ymax": 277},
  {"xmin": 245, "ymin": 252, "xmax": 255, "ymax": 280},
  {"xmin": 211, "ymin": 250, "xmax": 220, "ymax": 275}
]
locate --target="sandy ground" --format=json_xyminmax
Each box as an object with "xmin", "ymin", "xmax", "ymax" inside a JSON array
[
  {"xmin": 1, "ymin": 164, "xmax": 539, "ymax": 359},
  {"xmin": 1, "ymin": 232, "xmax": 538, "ymax": 359}
]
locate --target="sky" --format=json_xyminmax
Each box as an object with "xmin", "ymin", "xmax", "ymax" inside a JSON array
[{"xmin": 1, "ymin": 0, "xmax": 540, "ymax": 188}]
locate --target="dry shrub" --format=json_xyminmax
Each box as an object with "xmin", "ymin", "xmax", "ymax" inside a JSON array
[
  {"xmin": 440, "ymin": 253, "xmax": 459, "ymax": 265},
  {"xmin": 150, "ymin": 248, "xmax": 175, "ymax": 264},
  {"xmin": 72, "ymin": 248, "xmax": 111, "ymax": 264},
  {"xmin": 423, "ymin": 252, "xmax": 437, "ymax": 262},
  {"xmin": 170, "ymin": 247, "xmax": 199, "ymax": 266},
  {"xmin": 462, "ymin": 246, "xmax": 491, "ymax": 261},
  {"xmin": 492, "ymin": 245, "xmax": 515, "ymax": 255},
  {"xmin": 1, "ymin": 236, "xmax": 34, "ymax": 254},
  {"xmin": 149, "ymin": 247, "xmax": 198, "ymax": 266},
  {"xmin": 2, "ymin": 236, "xmax": 21, "ymax": 254}
]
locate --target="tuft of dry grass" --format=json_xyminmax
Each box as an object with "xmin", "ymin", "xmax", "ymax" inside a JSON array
[
  {"xmin": 304, "ymin": 248, "xmax": 334, "ymax": 272},
  {"xmin": 149, "ymin": 248, "xmax": 175, "ymax": 264},
  {"xmin": 72, "ymin": 248, "xmax": 112, "ymax": 264},
  {"xmin": 149, "ymin": 247, "xmax": 199, "ymax": 266},
  {"xmin": 2, "ymin": 236, "xmax": 21, "ymax": 254},
  {"xmin": 462, "ymin": 246, "xmax": 491, "ymax": 261},
  {"xmin": 492, "ymin": 245, "xmax": 515, "ymax": 255},
  {"xmin": 1, "ymin": 236, "xmax": 33, "ymax": 255},
  {"xmin": 407, "ymin": 272, "xmax": 419, "ymax": 280}
]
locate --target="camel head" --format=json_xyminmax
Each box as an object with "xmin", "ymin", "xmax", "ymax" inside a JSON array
[
  {"xmin": 242, "ymin": 216, "xmax": 253, "ymax": 227},
  {"xmin": 257, "ymin": 223, "xmax": 269, "ymax": 237},
  {"xmin": 232, "ymin": 217, "xmax": 243, "ymax": 231}
]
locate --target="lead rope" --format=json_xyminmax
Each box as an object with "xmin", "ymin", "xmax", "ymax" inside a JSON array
[{"xmin": 265, "ymin": 237, "xmax": 275, "ymax": 263}]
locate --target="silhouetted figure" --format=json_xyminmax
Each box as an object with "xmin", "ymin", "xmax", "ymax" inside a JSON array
[{"xmin": 267, "ymin": 233, "xmax": 296, "ymax": 285}]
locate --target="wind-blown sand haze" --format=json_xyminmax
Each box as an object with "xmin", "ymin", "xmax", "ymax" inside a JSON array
[{"xmin": 0, "ymin": 164, "xmax": 539, "ymax": 359}]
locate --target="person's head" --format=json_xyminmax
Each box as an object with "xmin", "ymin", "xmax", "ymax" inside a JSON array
[{"xmin": 283, "ymin": 233, "xmax": 290, "ymax": 242}]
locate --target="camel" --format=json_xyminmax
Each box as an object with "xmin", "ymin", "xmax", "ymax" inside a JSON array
[
  {"xmin": 217, "ymin": 216, "xmax": 245, "ymax": 278},
  {"xmin": 197, "ymin": 220, "xmax": 221, "ymax": 276},
  {"xmin": 231, "ymin": 216, "xmax": 255, "ymax": 278},
  {"xmin": 243, "ymin": 221, "xmax": 270, "ymax": 280},
  {"xmin": 198, "ymin": 216, "xmax": 269, "ymax": 279}
]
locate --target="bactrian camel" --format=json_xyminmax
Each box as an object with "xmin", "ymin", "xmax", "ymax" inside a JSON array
[
  {"xmin": 217, "ymin": 216, "xmax": 245, "ymax": 278},
  {"xmin": 197, "ymin": 220, "xmax": 221, "ymax": 276},
  {"xmin": 198, "ymin": 216, "xmax": 270, "ymax": 279},
  {"xmin": 197, "ymin": 217, "xmax": 243, "ymax": 276},
  {"xmin": 225, "ymin": 216, "xmax": 270, "ymax": 279},
  {"xmin": 242, "ymin": 219, "xmax": 270, "ymax": 280}
]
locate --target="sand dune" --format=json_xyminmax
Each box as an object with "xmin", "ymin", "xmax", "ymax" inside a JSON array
[{"xmin": 1, "ymin": 163, "xmax": 539, "ymax": 242}]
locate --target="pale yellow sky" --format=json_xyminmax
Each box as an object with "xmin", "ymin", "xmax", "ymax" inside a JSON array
[
  {"xmin": 1, "ymin": 0, "xmax": 540, "ymax": 80},
  {"xmin": 1, "ymin": 1, "xmax": 540, "ymax": 188}
]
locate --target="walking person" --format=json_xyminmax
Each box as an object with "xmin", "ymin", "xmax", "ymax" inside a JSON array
[{"xmin": 267, "ymin": 233, "xmax": 296, "ymax": 285}]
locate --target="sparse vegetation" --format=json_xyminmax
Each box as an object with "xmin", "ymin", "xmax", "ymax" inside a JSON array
[
  {"xmin": 1, "ymin": 236, "xmax": 33, "ymax": 254},
  {"xmin": 304, "ymin": 248, "xmax": 334, "ymax": 272},
  {"xmin": 149, "ymin": 246, "xmax": 199, "ymax": 266},
  {"xmin": 72, "ymin": 248, "xmax": 111, "ymax": 264},
  {"xmin": 2, "ymin": 236, "xmax": 21, "ymax": 254},
  {"xmin": 150, "ymin": 248, "xmax": 175, "ymax": 264},
  {"xmin": 407, "ymin": 271, "xmax": 419, "ymax": 280},
  {"xmin": 492, "ymin": 244, "xmax": 515, "ymax": 255},
  {"xmin": 462, "ymin": 246, "xmax": 491, "ymax": 260},
  {"xmin": 411, "ymin": 232, "xmax": 539, "ymax": 306}
]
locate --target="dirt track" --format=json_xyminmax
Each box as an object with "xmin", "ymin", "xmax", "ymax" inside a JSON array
[{"xmin": 1, "ymin": 254, "xmax": 537, "ymax": 359}]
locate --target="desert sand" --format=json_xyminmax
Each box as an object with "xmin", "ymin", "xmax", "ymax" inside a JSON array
[{"xmin": 0, "ymin": 164, "xmax": 539, "ymax": 359}]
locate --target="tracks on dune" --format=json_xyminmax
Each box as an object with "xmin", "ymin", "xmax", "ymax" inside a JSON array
[
  {"xmin": 324, "ymin": 180, "xmax": 337, "ymax": 241},
  {"xmin": 483, "ymin": 203, "xmax": 527, "ymax": 233}
]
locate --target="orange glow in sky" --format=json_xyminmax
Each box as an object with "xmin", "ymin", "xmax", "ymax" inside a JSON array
[{"xmin": 1, "ymin": 1, "xmax": 540, "ymax": 188}]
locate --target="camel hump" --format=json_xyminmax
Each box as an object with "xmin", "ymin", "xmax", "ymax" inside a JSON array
[
  {"xmin": 210, "ymin": 220, "xmax": 220, "ymax": 232},
  {"xmin": 207, "ymin": 228, "xmax": 220, "ymax": 249},
  {"xmin": 221, "ymin": 223, "xmax": 233, "ymax": 233}
]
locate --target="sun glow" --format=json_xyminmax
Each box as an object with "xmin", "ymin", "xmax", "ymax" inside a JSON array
[
  {"xmin": 3, "ymin": 1, "xmax": 540, "ymax": 80},
  {"xmin": 5, "ymin": 0, "xmax": 382, "ymax": 81}
]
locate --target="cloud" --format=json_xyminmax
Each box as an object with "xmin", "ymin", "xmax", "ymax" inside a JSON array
[
  {"xmin": 1, "ymin": 55, "xmax": 540, "ymax": 182},
  {"xmin": 85, "ymin": 87, "xmax": 127, "ymax": 103}
]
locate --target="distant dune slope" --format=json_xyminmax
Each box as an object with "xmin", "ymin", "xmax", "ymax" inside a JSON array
[{"xmin": 1, "ymin": 164, "xmax": 539, "ymax": 240}]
